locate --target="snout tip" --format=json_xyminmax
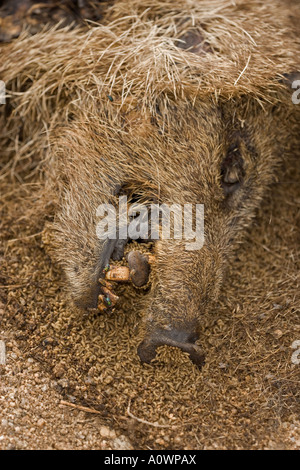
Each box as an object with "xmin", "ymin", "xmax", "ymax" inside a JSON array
[{"xmin": 137, "ymin": 327, "xmax": 205, "ymax": 369}]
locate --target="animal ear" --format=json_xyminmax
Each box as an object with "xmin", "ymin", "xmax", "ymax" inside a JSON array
[{"xmin": 221, "ymin": 146, "xmax": 245, "ymax": 196}]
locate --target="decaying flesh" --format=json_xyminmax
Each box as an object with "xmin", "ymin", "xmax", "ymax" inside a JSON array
[{"xmin": 97, "ymin": 251, "xmax": 155, "ymax": 312}]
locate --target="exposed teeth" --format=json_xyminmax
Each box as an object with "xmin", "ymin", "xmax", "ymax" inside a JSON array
[
  {"xmin": 98, "ymin": 250, "xmax": 155, "ymax": 313},
  {"xmin": 105, "ymin": 266, "xmax": 130, "ymax": 282}
]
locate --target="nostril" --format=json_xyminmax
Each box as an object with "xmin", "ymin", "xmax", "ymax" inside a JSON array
[
  {"xmin": 137, "ymin": 338, "xmax": 158, "ymax": 364},
  {"xmin": 137, "ymin": 326, "xmax": 205, "ymax": 369}
]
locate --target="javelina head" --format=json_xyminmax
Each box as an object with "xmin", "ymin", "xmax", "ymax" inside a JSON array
[{"xmin": 50, "ymin": 87, "xmax": 296, "ymax": 367}]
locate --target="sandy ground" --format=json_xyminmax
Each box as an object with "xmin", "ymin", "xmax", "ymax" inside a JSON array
[
  {"xmin": 0, "ymin": 321, "xmax": 298, "ymax": 450},
  {"xmin": 0, "ymin": 320, "xmax": 134, "ymax": 450}
]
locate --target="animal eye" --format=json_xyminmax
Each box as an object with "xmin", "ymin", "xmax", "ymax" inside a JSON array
[{"xmin": 221, "ymin": 147, "xmax": 244, "ymax": 196}]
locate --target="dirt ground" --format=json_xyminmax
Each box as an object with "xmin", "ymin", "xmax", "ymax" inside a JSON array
[
  {"xmin": 0, "ymin": 146, "xmax": 299, "ymax": 450},
  {"xmin": 0, "ymin": 327, "xmax": 133, "ymax": 450}
]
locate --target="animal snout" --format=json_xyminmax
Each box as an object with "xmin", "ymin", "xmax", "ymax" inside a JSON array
[{"xmin": 137, "ymin": 325, "xmax": 205, "ymax": 369}]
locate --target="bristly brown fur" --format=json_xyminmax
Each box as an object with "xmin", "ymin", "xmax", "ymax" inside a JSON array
[
  {"xmin": 1, "ymin": 0, "xmax": 299, "ymax": 178},
  {"xmin": 0, "ymin": 0, "xmax": 299, "ymax": 351}
]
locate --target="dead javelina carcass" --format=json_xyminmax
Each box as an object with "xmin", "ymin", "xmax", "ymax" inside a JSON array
[{"xmin": 1, "ymin": 0, "xmax": 299, "ymax": 367}]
